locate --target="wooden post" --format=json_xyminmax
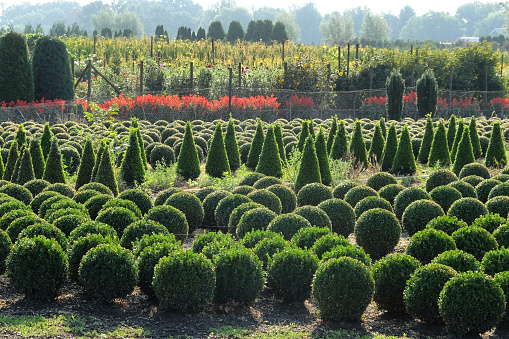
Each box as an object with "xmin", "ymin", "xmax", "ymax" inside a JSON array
[
  {"xmin": 369, "ymin": 66, "xmax": 373, "ymax": 96},
  {"xmin": 103, "ymin": 52, "xmax": 106, "ymax": 68},
  {"xmin": 87, "ymin": 60, "xmax": 92, "ymax": 102},
  {"xmin": 338, "ymin": 46, "xmax": 341, "ymax": 70},
  {"xmin": 485, "ymin": 65, "xmax": 488, "ymax": 111},
  {"xmin": 327, "ymin": 63, "xmax": 331, "ymax": 84},
  {"xmin": 502, "ymin": 54, "xmax": 504, "ymax": 77},
  {"xmin": 228, "ymin": 67, "xmax": 233, "ymax": 114},
  {"xmin": 449, "ymin": 65, "xmax": 453, "ymax": 116},
  {"xmin": 282, "ymin": 40, "xmax": 285, "ymax": 64},
  {"xmin": 211, "ymin": 38, "xmax": 215, "ymax": 65},
  {"xmin": 150, "ymin": 36, "xmax": 154, "ymax": 58},
  {"xmin": 238, "ymin": 62, "xmax": 242, "ymax": 87},
  {"xmin": 347, "ymin": 43, "xmax": 350, "ymax": 77},
  {"xmin": 71, "ymin": 58, "xmax": 75, "ymax": 81},
  {"xmin": 140, "ymin": 61, "xmax": 144, "ymax": 96},
  {"xmin": 190, "ymin": 62, "xmax": 194, "ymax": 93},
  {"xmin": 93, "ymin": 34, "xmax": 97, "ymax": 54},
  {"xmin": 355, "ymin": 43, "xmax": 359, "ymax": 60},
  {"xmin": 284, "ymin": 62, "xmax": 288, "ymax": 86}
]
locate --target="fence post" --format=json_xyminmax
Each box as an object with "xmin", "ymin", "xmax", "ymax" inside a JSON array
[
  {"xmin": 449, "ymin": 65, "xmax": 453, "ymax": 116},
  {"xmin": 355, "ymin": 43, "xmax": 359, "ymax": 60},
  {"xmin": 238, "ymin": 62, "xmax": 242, "ymax": 88},
  {"xmin": 327, "ymin": 63, "xmax": 331, "ymax": 85},
  {"xmin": 93, "ymin": 34, "xmax": 97, "ymax": 54},
  {"xmin": 282, "ymin": 40, "xmax": 285, "ymax": 64},
  {"xmin": 150, "ymin": 36, "xmax": 154, "ymax": 58},
  {"xmin": 347, "ymin": 43, "xmax": 350, "ymax": 77},
  {"xmin": 485, "ymin": 65, "xmax": 488, "ymax": 111},
  {"xmin": 190, "ymin": 62, "xmax": 194, "ymax": 94},
  {"xmin": 103, "ymin": 52, "xmax": 106, "ymax": 68},
  {"xmin": 369, "ymin": 66, "xmax": 373, "ymax": 96},
  {"xmin": 87, "ymin": 60, "xmax": 92, "ymax": 103},
  {"xmin": 501, "ymin": 53, "xmax": 504, "ymax": 77},
  {"xmin": 211, "ymin": 38, "xmax": 215, "ymax": 65},
  {"xmin": 228, "ymin": 67, "xmax": 233, "ymax": 114},
  {"xmin": 71, "ymin": 58, "xmax": 75, "ymax": 81},
  {"xmin": 410, "ymin": 46, "xmax": 414, "ymax": 87},
  {"xmin": 140, "ymin": 61, "xmax": 144, "ymax": 96},
  {"xmin": 284, "ymin": 62, "xmax": 288, "ymax": 86},
  {"xmin": 338, "ymin": 46, "xmax": 341, "ymax": 70}
]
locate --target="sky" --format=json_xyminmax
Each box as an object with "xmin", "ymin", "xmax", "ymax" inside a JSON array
[{"xmin": 0, "ymin": 0, "xmax": 503, "ymax": 16}]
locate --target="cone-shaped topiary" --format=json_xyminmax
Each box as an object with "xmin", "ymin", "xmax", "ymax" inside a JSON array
[
  {"xmin": 381, "ymin": 122, "xmax": 398, "ymax": 172},
  {"xmin": 349, "ymin": 120, "xmax": 368, "ymax": 169},
  {"xmin": 131, "ymin": 118, "xmax": 148, "ymax": 171},
  {"xmin": 308, "ymin": 120, "xmax": 316, "ymax": 139},
  {"xmin": 42, "ymin": 138, "xmax": 65, "ymax": 184},
  {"xmin": 120, "ymin": 128, "xmax": 145, "ymax": 186},
  {"xmin": 427, "ymin": 119, "xmax": 451, "ymax": 167},
  {"xmin": 256, "ymin": 125, "xmax": 282, "ymax": 178},
  {"xmin": 315, "ymin": 127, "xmax": 332, "ymax": 186},
  {"xmin": 16, "ymin": 148, "xmax": 35, "ymax": 185},
  {"xmin": 416, "ymin": 69, "xmax": 438, "ymax": 118},
  {"xmin": 224, "ymin": 117, "xmax": 241, "ymax": 172},
  {"xmin": 379, "ymin": 117, "xmax": 387, "ymax": 138},
  {"xmin": 40, "ymin": 122, "xmax": 53, "ymax": 159},
  {"xmin": 417, "ymin": 116, "xmax": 434, "ymax": 164},
  {"xmin": 330, "ymin": 119, "xmax": 348, "ymax": 160},
  {"xmin": 295, "ymin": 136, "xmax": 321, "ymax": 193},
  {"xmin": 452, "ymin": 126, "xmax": 475, "ymax": 176},
  {"xmin": 177, "ymin": 121, "xmax": 201, "ymax": 180},
  {"xmin": 391, "ymin": 125, "xmax": 417, "ymax": 175},
  {"xmin": 3, "ymin": 141, "xmax": 18, "ymax": 181},
  {"xmin": 94, "ymin": 144, "xmax": 118, "ymax": 197},
  {"xmin": 11, "ymin": 145, "xmax": 24, "ymax": 185},
  {"xmin": 75, "ymin": 137, "xmax": 95, "ymax": 190},
  {"xmin": 485, "ymin": 121, "xmax": 507, "ymax": 168},
  {"xmin": 246, "ymin": 119, "xmax": 265, "ymax": 170},
  {"xmin": 206, "ymin": 121, "xmax": 230, "ymax": 178},
  {"xmin": 368, "ymin": 122, "xmax": 385, "ymax": 165},
  {"xmin": 450, "ymin": 119, "xmax": 464, "ymax": 163},
  {"xmin": 469, "ymin": 117, "xmax": 482, "ymax": 159},
  {"xmin": 91, "ymin": 141, "xmax": 105, "ymax": 181},
  {"xmin": 14, "ymin": 124, "xmax": 27, "ymax": 150},
  {"xmin": 447, "ymin": 114, "xmax": 456, "ymax": 152},
  {"xmin": 273, "ymin": 122, "xmax": 286, "ymax": 164},
  {"xmin": 386, "ymin": 69, "xmax": 404, "ymax": 121},
  {"xmin": 0, "ymin": 31, "xmax": 33, "ymax": 103},
  {"xmin": 327, "ymin": 116, "xmax": 338, "ymax": 153},
  {"xmin": 296, "ymin": 120, "xmax": 310, "ymax": 152},
  {"xmin": 29, "ymin": 138, "xmax": 45, "ymax": 180}
]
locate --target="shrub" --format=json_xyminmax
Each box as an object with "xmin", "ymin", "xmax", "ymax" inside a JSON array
[
  {"xmin": 253, "ymin": 176, "xmax": 283, "ymax": 189},
  {"xmin": 378, "ymin": 184, "xmax": 404, "ymax": 206},
  {"xmin": 448, "ymin": 180, "xmax": 477, "ymax": 198},
  {"xmin": 154, "ymin": 188, "xmax": 182, "ymax": 207},
  {"xmin": 488, "ymin": 182, "xmax": 509, "ymax": 201},
  {"xmin": 149, "ymin": 144, "xmax": 174, "ymax": 168},
  {"xmin": 452, "ymin": 226, "xmax": 498, "ymax": 261},
  {"xmin": 120, "ymin": 219, "xmax": 170, "ymax": 249},
  {"xmin": 317, "ymin": 198, "xmax": 356, "ymax": 237},
  {"xmin": 425, "ymin": 169, "xmax": 458, "ymax": 192},
  {"xmin": 15, "ymin": 148, "xmax": 35, "ymax": 185},
  {"xmin": 137, "ymin": 241, "xmax": 180, "ymax": 296},
  {"xmin": 18, "ymin": 223, "xmax": 68, "ymax": 250},
  {"xmin": 431, "ymin": 249, "xmax": 481, "ymax": 273},
  {"xmin": 448, "ymin": 197, "xmax": 488, "ymax": 225},
  {"xmin": 426, "ymin": 215, "xmax": 468, "ymax": 236},
  {"xmin": 486, "ymin": 197, "xmax": 509, "ymax": 223},
  {"xmin": 7, "ymin": 235, "xmax": 67, "ymax": 300},
  {"xmin": 99, "ymin": 198, "xmax": 142, "ymax": 219},
  {"xmin": 293, "ymin": 205, "xmax": 332, "ymax": 230},
  {"xmin": 0, "ymin": 200, "xmax": 29, "ymax": 218},
  {"xmin": 330, "ymin": 120, "xmax": 349, "ymax": 161},
  {"xmin": 83, "ymin": 194, "xmax": 113, "ymax": 220},
  {"xmin": 77, "ymin": 182, "xmax": 113, "ymax": 196},
  {"xmin": 224, "ymin": 118, "xmax": 241, "ymax": 172},
  {"xmin": 256, "ymin": 125, "xmax": 283, "ymax": 178},
  {"xmin": 493, "ymin": 224, "xmax": 509, "ymax": 249},
  {"xmin": 368, "ymin": 123, "xmax": 385, "ymax": 165},
  {"xmin": 371, "ymin": 253, "xmax": 421, "ymax": 314},
  {"xmin": 120, "ymin": 129, "xmax": 145, "ymax": 186},
  {"xmin": 60, "ymin": 147, "xmax": 81, "ymax": 175},
  {"xmin": 23, "ymin": 179, "xmax": 50, "ymax": 197},
  {"xmin": 485, "ymin": 121, "xmax": 507, "ymax": 168},
  {"xmin": 240, "ymin": 229, "xmax": 279, "ymax": 249},
  {"xmin": 0, "ymin": 31, "xmax": 33, "ymax": 103},
  {"xmin": 294, "ymin": 136, "xmax": 322, "ymax": 193},
  {"xmin": 391, "ymin": 125, "xmax": 417, "ymax": 175},
  {"xmin": 355, "ymin": 208, "xmax": 401, "ymax": 259},
  {"xmin": 238, "ymin": 172, "xmax": 265, "ymax": 186},
  {"xmin": 153, "ymin": 250, "xmax": 215, "ymax": 313},
  {"xmin": 494, "ymin": 271, "xmax": 509, "ymax": 322},
  {"xmin": 0, "ymin": 208, "xmax": 32, "ymax": 231},
  {"xmin": 402, "ymin": 199, "xmax": 444, "ymax": 236},
  {"xmin": 6, "ymin": 215, "xmax": 47, "ymax": 242},
  {"xmin": 93, "ymin": 145, "xmax": 118, "ymax": 196},
  {"xmin": 0, "ymin": 183, "xmax": 32, "ymax": 206},
  {"xmin": 461, "ymin": 174, "xmax": 484, "ymax": 188},
  {"xmin": 481, "ymin": 248, "xmax": 509, "ymax": 276},
  {"xmin": 53, "ymin": 214, "xmax": 89, "ymax": 236},
  {"xmin": 291, "ymin": 226, "xmax": 332, "ymax": 250},
  {"xmin": 473, "ymin": 213, "xmax": 506, "ymax": 233},
  {"xmin": 315, "ymin": 127, "xmax": 332, "ymax": 185},
  {"xmin": 267, "ymin": 213, "xmax": 311, "ymax": 240},
  {"xmin": 332, "ymin": 180, "xmax": 358, "ymax": 200},
  {"xmin": 166, "ymin": 191, "xmax": 204, "ymax": 233},
  {"xmin": 176, "ymin": 122, "xmax": 201, "ymax": 180},
  {"xmin": 393, "ymin": 187, "xmax": 430, "ymax": 220},
  {"xmin": 366, "ymin": 172, "xmax": 397, "ymax": 192},
  {"xmin": 132, "ymin": 233, "xmax": 178, "ymax": 258},
  {"xmin": 296, "ymin": 183, "xmax": 332, "ymax": 207},
  {"xmin": 344, "ymin": 185, "xmax": 379, "ymax": 208},
  {"xmin": 227, "ymin": 202, "xmax": 262, "ymax": 236},
  {"xmin": 321, "ymin": 245, "xmax": 371, "ymax": 267},
  {"xmin": 236, "ymin": 207, "xmax": 277, "ymax": 239},
  {"xmin": 3, "ymin": 141, "xmax": 18, "ymax": 182},
  {"xmin": 118, "ymin": 189, "xmax": 153, "ymax": 216},
  {"xmin": 0, "ymin": 229, "xmax": 11, "ymax": 274},
  {"xmin": 312, "ymin": 257, "xmax": 374, "ymax": 321},
  {"xmin": 42, "ymin": 138, "xmax": 66, "ymax": 184},
  {"xmin": 429, "ymin": 186, "xmax": 462, "ymax": 213},
  {"xmin": 231, "ymin": 185, "xmax": 256, "ymax": 195},
  {"xmin": 192, "ymin": 231, "xmax": 232, "ymax": 254},
  {"xmin": 404, "ymin": 263, "xmax": 457, "ymax": 323},
  {"xmin": 75, "ymin": 138, "xmax": 95, "ymax": 190},
  {"xmin": 214, "ymin": 194, "xmax": 252, "ymax": 228},
  {"xmin": 68, "ymin": 220, "xmax": 118, "ymax": 244},
  {"xmin": 459, "ymin": 162, "xmax": 490, "ymax": 179},
  {"xmin": 452, "ymin": 127, "xmax": 475, "ymax": 176},
  {"xmin": 427, "ymin": 119, "xmax": 451, "ymax": 167},
  {"xmin": 202, "ymin": 190, "xmax": 230, "ymax": 227},
  {"xmin": 386, "ymin": 69, "xmax": 404, "ymax": 121},
  {"xmin": 353, "ymin": 196, "xmax": 393, "ymax": 219},
  {"xmin": 247, "ymin": 189, "xmax": 282, "ymax": 214},
  {"xmin": 417, "ymin": 116, "xmax": 434, "ymax": 164},
  {"xmin": 439, "ymin": 272, "xmax": 505, "ymax": 334},
  {"xmin": 406, "ymin": 228, "xmax": 456, "ymax": 264},
  {"xmin": 205, "ymin": 122, "xmax": 230, "ymax": 178},
  {"xmin": 266, "ymin": 184, "xmax": 297, "ymax": 214},
  {"xmin": 311, "ymin": 233, "xmax": 350, "ymax": 259},
  {"xmin": 349, "ymin": 120, "xmax": 368, "ymax": 169},
  {"xmin": 43, "ymin": 182, "xmax": 75, "ymax": 198},
  {"xmin": 79, "ymin": 244, "xmax": 137, "ymax": 301},
  {"xmin": 145, "ymin": 205, "xmax": 189, "ymax": 242},
  {"xmin": 381, "ymin": 122, "xmax": 398, "ymax": 171}
]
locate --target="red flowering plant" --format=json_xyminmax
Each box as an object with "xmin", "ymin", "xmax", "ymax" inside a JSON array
[
  {"xmin": 359, "ymin": 95, "xmax": 387, "ymax": 120},
  {"xmin": 402, "ymin": 91, "xmax": 418, "ymax": 119},
  {"xmin": 435, "ymin": 97, "xmax": 449, "ymax": 118},
  {"xmin": 487, "ymin": 97, "xmax": 509, "ymax": 117},
  {"xmin": 450, "ymin": 97, "xmax": 481, "ymax": 118},
  {"xmin": 283, "ymin": 94, "xmax": 316, "ymax": 120}
]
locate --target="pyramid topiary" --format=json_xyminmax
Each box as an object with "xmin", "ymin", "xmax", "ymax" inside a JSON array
[
  {"xmin": 131, "ymin": 118, "xmax": 148, "ymax": 171},
  {"xmin": 308, "ymin": 120, "xmax": 316, "ymax": 139},
  {"xmin": 450, "ymin": 119, "xmax": 464, "ymax": 163},
  {"xmin": 11, "ymin": 145, "xmax": 24, "ymax": 185},
  {"xmin": 452, "ymin": 126, "xmax": 475, "ymax": 176},
  {"xmin": 315, "ymin": 127, "xmax": 332, "ymax": 186},
  {"xmin": 295, "ymin": 136, "xmax": 321, "ymax": 193},
  {"xmin": 469, "ymin": 117, "xmax": 482, "ymax": 159},
  {"xmin": 14, "ymin": 124, "xmax": 27, "ymax": 150},
  {"xmin": 327, "ymin": 115, "xmax": 338, "ymax": 154},
  {"xmin": 368, "ymin": 122, "xmax": 385, "ymax": 165},
  {"xmin": 16, "ymin": 148, "xmax": 35, "ymax": 185},
  {"xmin": 75, "ymin": 137, "xmax": 95, "ymax": 190},
  {"xmin": 245, "ymin": 119, "xmax": 264, "ymax": 170},
  {"xmin": 42, "ymin": 138, "xmax": 66, "ymax": 184},
  {"xmin": 177, "ymin": 121, "xmax": 201, "ymax": 180},
  {"xmin": 417, "ymin": 115, "xmax": 434, "ymax": 164},
  {"xmin": 29, "ymin": 138, "xmax": 45, "ymax": 180},
  {"xmin": 256, "ymin": 125, "xmax": 282, "ymax": 178},
  {"xmin": 91, "ymin": 141, "xmax": 105, "ymax": 181},
  {"xmin": 379, "ymin": 117, "xmax": 387, "ymax": 138},
  {"xmin": 296, "ymin": 120, "xmax": 310, "ymax": 152},
  {"xmin": 447, "ymin": 114, "xmax": 456, "ymax": 152},
  {"xmin": 349, "ymin": 119, "xmax": 368, "ymax": 169},
  {"xmin": 273, "ymin": 123, "xmax": 287, "ymax": 164},
  {"xmin": 205, "ymin": 121, "xmax": 230, "ymax": 178},
  {"xmin": 120, "ymin": 128, "xmax": 145, "ymax": 186},
  {"xmin": 381, "ymin": 122, "xmax": 398, "ymax": 172},
  {"xmin": 485, "ymin": 121, "xmax": 507, "ymax": 168},
  {"xmin": 224, "ymin": 117, "xmax": 241, "ymax": 172},
  {"xmin": 40, "ymin": 122, "xmax": 53, "ymax": 159},
  {"xmin": 427, "ymin": 119, "xmax": 451, "ymax": 167},
  {"xmin": 94, "ymin": 144, "xmax": 118, "ymax": 197},
  {"xmin": 3, "ymin": 141, "xmax": 18, "ymax": 181},
  {"xmin": 391, "ymin": 125, "xmax": 417, "ymax": 175},
  {"xmin": 330, "ymin": 119, "xmax": 348, "ymax": 160}
]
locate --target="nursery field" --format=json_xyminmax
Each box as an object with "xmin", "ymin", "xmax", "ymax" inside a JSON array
[{"xmin": 1, "ymin": 114, "xmax": 509, "ymax": 338}]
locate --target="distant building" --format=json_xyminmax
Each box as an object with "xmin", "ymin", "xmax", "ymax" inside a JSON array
[
  {"xmin": 458, "ymin": 37, "xmax": 480, "ymax": 43},
  {"xmin": 490, "ymin": 28, "xmax": 503, "ymax": 36}
]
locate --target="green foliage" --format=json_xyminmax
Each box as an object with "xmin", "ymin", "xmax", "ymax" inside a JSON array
[
  {"xmin": 332, "ymin": 180, "xmax": 358, "ymax": 200},
  {"xmin": 0, "ymin": 31, "xmax": 33, "ymax": 103},
  {"xmin": 3, "ymin": 141, "xmax": 18, "ymax": 181},
  {"xmin": 18, "ymin": 223, "xmax": 68, "ymax": 250},
  {"xmin": 40, "ymin": 123, "xmax": 53, "ymax": 160},
  {"xmin": 329, "ymin": 120, "xmax": 348, "ymax": 160},
  {"xmin": 416, "ymin": 69, "xmax": 438, "ymax": 118},
  {"xmin": 402, "ymin": 199, "xmax": 444, "ymax": 236},
  {"xmin": 267, "ymin": 213, "xmax": 311, "ymax": 240},
  {"xmin": 118, "ymin": 188, "xmax": 152, "ymax": 216},
  {"xmin": 266, "ymin": 184, "xmax": 297, "ymax": 214},
  {"xmin": 120, "ymin": 129, "xmax": 145, "ymax": 186},
  {"xmin": 473, "ymin": 213, "xmax": 506, "ymax": 233},
  {"xmin": 42, "ymin": 138, "xmax": 66, "ymax": 184},
  {"xmin": 452, "ymin": 225, "xmax": 498, "ymax": 261},
  {"xmin": 485, "ymin": 121, "xmax": 507, "ymax": 168},
  {"xmin": 391, "ymin": 125, "xmax": 417, "ymax": 175},
  {"xmin": 43, "ymin": 182, "xmax": 75, "ymax": 198},
  {"xmin": 366, "ymin": 172, "xmax": 397, "ymax": 192},
  {"xmin": 469, "ymin": 117, "xmax": 482, "ymax": 159},
  {"xmin": 452, "ymin": 126, "xmax": 475, "ymax": 176},
  {"xmin": 459, "ymin": 162, "xmax": 490, "ymax": 179},
  {"xmin": 91, "ymin": 141, "xmax": 105, "ymax": 181},
  {"xmin": 371, "ymin": 253, "xmax": 421, "ymax": 314},
  {"xmin": 145, "ymin": 205, "xmax": 189, "ymax": 241},
  {"xmin": 406, "ymin": 228, "xmax": 456, "ymax": 264},
  {"xmin": 312, "ymin": 257, "xmax": 374, "ymax": 321},
  {"xmin": 16, "ymin": 148, "xmax": 35, "ymax": 185},
  {"xmin": 0, "ymin": 183, "xmax": 32, "ymax": 205},
  {"xmin": 132, "ymin": 232, "xmax": 177, "ymax": 258},
  {"xmin": 431, "ymin": 249, "xmax": 481, "ymax": 273},
  {"xmin": 394, "ymin": 187, "xmax": 431, "ymax": 220},
  {"xmin": 481, "ymin": 248, "xmax": 509, "ymax": 276},
  {"xmin": 318, "ymin": 198, "xmax": 356, "ymax": 237},
  {"xmin": 100, "ymin": 197, "xmax": 142, "ymax": 219},
  {"xmin": 256, "ymin": 125, "xmax": 282, "ymax": 178},
  {"xmin": 7, "ymin": 235, "xmax": 67, "ymax": 300},
  {"xmin": 0, "ymin": 229, "xmax": 11, "ymax": 274},
  {"xmin": 354, "ymin": 196, "xmax": 393, "ymax": 219},
  {"xmin": 378, "ymin": 184, "xmax": 404, "ymax": 206},
  {"xmin": 83, "ymin": 194, "xmax": 113, "ymax": 220},
  {"xmin": 95, "ymin": 206, "xmax": 138, "ymax": 235},
  {"xmin": 493, "ymin": 224, "xmax": 509, "ymax": 249},
  {"xmin": 214, "ymin": 194, "xmax": 251, "ymax": 228},
  {"xmin": 78, "ymin": 182, "xmax": 114, "ymax": 196},
  {"xmin": 68, "ymin": 220, "xmax": 118, "ymax": 244},
  {"xmin": 296, "ymin": 120, "xmax": 310, "ymax": 152},
  {"xmin": 386, "ymin": 69, "xmax": 404, "ymax": 121},
  {"xmin": 349, "ymin": 120, "xmax": 368, "ymax": 169},
  {"xmin": 417, "ymin": 116, "xmax": 434, "ymax": 163},
  {"xmin": 93, "ymin": 144, "xmax": 118, "ymax": 196},
  {"xmin": 439, "ymin": 272, "xmax": 505, "ymax": 334},
  {"xmin": 29, "ymin": 138, "xmax": 45, "ymax": 180},
  {"xmin": 205, "ymin": 122, "xmax": 230, "ymax": 178},
  {"xmin": 149, "ymin": 144, "xmax": 174, "ymax": 167},
  {"xmin": 294, "ymin": 205, "xmax": 332, "ymax": 230},
  {"xmin": 177, "ymin": 122, "xmax": 201, "ymax": 180},
  {"xmin": 120, "ymin": 219, "xmax": 169, "ymax": 250},
  {"xmin": 429, "ymin": 186, "xmax": 462, "ymax": 213},
  {"xmin": 207, "ymin": 21, "xmax": 225, "ymax": 39},
  {"xmin": 448, "ymin": 197, "xmax": 488, "ymax": 225},
  {"xmin": 247, "ymin": 189, "xmax": 281, "ymax": 214},
  {"xmin": 79, "ymin": 244, "xmax": 137, "ymax": 301},
  {"xmin": 53, "ymin": 214, "xmax": 90, "ymax": 236},
  {"xmin": 326, "ymin": 116, "xmax": 338, "ymax": 154},
  {"xmin": 447, "ymin": 114, "xmax": 457, "ymax": 152},
  {"xmin": 314, "ymin": 127, "xmax": 331, "ymax": 185},
  {"xmin": 236, "ymin": 207, "xmax": 276, "ymax": 239},
  {"xmin": 166, "ymin": 191, "xmax": 204, "ymax": 233},
  {"xmin": 227, "ymin": 202, "xmax": 262, "ymax": 235},
  {"xmin": 294, "ymin": 136, "xmax": 321, "ymax": 193},
  {"xmin": 32, "ymin": 36, "xmax": 73, "ymax": 101},
  {"xmin": 202, "ymin": 190, "xmax": 230, "ymax": 227},
  {"xmin": 381, "ymin": 122, "xmax": 398, "ymax": 171},
  {"xmin": 245, "ymin": 120, "xmax": 264, "ymax": 170},
  {"xmin": 291, "ymin": 226, "xmax": 331, "ymax": 250},
  {"xmin": 224, "ymin": 118, "xmax": 241, "ymax": 172},
  {"xmin": 344, "ymin": 185, "xmax": 379, "ymax": 208},
  {"xmin": 427, "ymin": 119, "xmax": 451, "ymax": 167},
  {"xmin": 450, "ymin": 119, "xmax": 464, "ymax": 162},
  {"xmin": 296, "ymin": 182, "xmax": 332, "ymax": 207}
]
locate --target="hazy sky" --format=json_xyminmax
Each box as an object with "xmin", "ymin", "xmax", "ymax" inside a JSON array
[{"xmin": 1, "ymin": 0, "xmax": 503, "ymax": 16}]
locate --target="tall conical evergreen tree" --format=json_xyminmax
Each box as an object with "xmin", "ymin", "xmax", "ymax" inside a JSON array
[
  {"xmin": 308, "ymin": 120, "xmax": 315, "ymax": 139},
  {"xmin": 11, "ymin": 145, "xmax": 24, "ymax": 184},
  {"xmin": 296, "ymin": 120, "xmax": 310, "ymax": 152},
  {"xmin": 14, "ymin": 124, "xmax": 27, "ymax": 150},
  {"xmin": 29, "ymin": 138, "xmax": 45, "ymax": 179},
  {"xmin": 427, "ymin": 119, "xmax": 451, "ymax": 167},
  {"xmin": 452, "ymin": 126, "xmax": 475, "ymax": 176},
  {"xmin": 256, "ymin": 125, "xmax": 283, "ymax": 178},
  {"xmin": 330, "ymin": 119, "xmax": 348, "ymax": 160},
  {"xmin": 273, "ymin": 123, "xmax": 287, "ymax": 164},
  {"xmin": 177, "ymin": 121, "xmax": 201, "ymax": 180},
  {"xmin": 92, "ymin": 141, "xmax": 106, "ymax": 181},
  {"xmin": 40, "ymin": 122, "xmax": 53, "ymax": 159},
  {"xmin": 468, "ymin": 117, "xmax": 482, "ymax": 159},
  {"xmin": 294, "ymin": 136, "xmax": 321, "ymax": 193},
  {"xmin": 447, "ymin": 114, "xmax": 456, "ymax": 152},
  {"xmin": 381, "ymin": 123, "xmax": 398, "ymax": 172},
  {"xmin": 75, "ymin": 137, "xmax": 95, "ymax": 190},
  {"xmin": 485, "ymin": 121, "xmax": 507, "ymax": 168},
  {"xmin": 205, "ymin": 121, "xmax": 230, "ymax": 178},
  {"xmin": 43, "ymin": 138, "xmax": 66, "ymax": 184},
  {"xmin": 94, "ymin": 145, "xmax": 118, "ymax": 196},
  {"xmin": 327, "ymin": 116, "xmax": 338, "ymax": 154},
  {"xmin": 315, "ymin": 127, "xmax": 332, "ymax": 186},
  {"xmin": 16, "ymin": 147, "xmax": 35, "ymax": 185},
  {"xmin": 245, "ymin": 119, "xmax": 265, "ymax": 170},
  {"xmin": 3, "ymin": 141, "xmax": 18, "ymax": 181},
  {"xmin": 224, "ymin": 117, "xmax": 241, "ymax": 172},
  {"xmin": 131, "ymin": 117, "xmax": 148, "ymax": 171},
  {"xmin": 391, "ymin": 125, "xmax": 417, "ymax": 175},
  {"xmin": 450, "ymin": 118, "xmax": 464, "ymax": 163},
  {"xmin": 368, "ymin": 123, "xmax": 385, "ymax": 165},
  {"xmin": 349, "ymin": 119, "xmax": 369, "ymax": 169},
  {"xmin": 379, "ymin": 117, "xmax": 387, "ymax": 139},
  {"xmin": 417, "ymin": 115, "xmax": 434, "ymax": 164},
  {"xmin": 120, "ymin": 128, "xmax": 146, "ymax": 186}
]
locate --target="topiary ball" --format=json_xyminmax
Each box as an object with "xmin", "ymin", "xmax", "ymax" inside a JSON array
[
  {"xmin": 0, "ymin": 208, "xmax": 33, "ymax": 231},
  {"xmin": 371, "ymin": 253, "xmax": 421, "ymax": 314},
  {"xmin": 120, "ymin": 219, "xmax": 170, "ymax": 250},
  {"xmin": 291, "ymin": 226, "xmax": 332, "ymax": 250},
  {"xmin": 458, "ymin": 162, "xmax": 490, "ymax": 180},
  {"xmin": 73, "ymin": 189, "xmax": 100, "ymax": 205},
  {"xmin": 95, "ymin": 206, "xmax": 139, "ymax": 236},
  {"xmin": 481, "ymin": 248, "xmax": 509, "ymax": 276},
  {"xmin": 493, "ymin": 224, "xmax": 509, "ymax": 249},
  {"xmin": 485, "ymin": 196, "xmax": 509, "ymax": 219},
  {"xmin": 154, "ymin": 187, "xmax": 183, "ymax": 207},
  {"xmin": 68, "ymin": 220, "xmax": 118, "ymax": 244},
  {"xmin": 230, "ymin": 185, "xmax": 256, "ymax": 196},
  {"xmin": 404, "ymin": 263, "xmax": 457, "ymax": 323},
  {"xmin": 321, "ymin": 245, "xmax": 371, "ymax": 267},
  {"xmin": 494, "ymin": 271, "xmax": 509, "ymax": 323},
  {"xmin": 118, "ymin": 189, "xmax": 153, "ymax": 216},
  {"xmin": 448, "ymin": 181, "xmax": 477, "ymax": 198},
  {"xmin": 425, "ymin": 169, "xmax": 458, "ymax": 192},
  {"xmin": 402, "ymin": 199, "xmax": 444, "ymax": 236},
  {"xmin": 312, "ymin": 257, "xmax": 374, "ymax": 321},
  {"xmin": 378, "ymin": 184, "xmax": 405, "ymax": 207},
  {"xmin": 429, "ymin": 186, "xmax": 462, "ymax": 213},
  {"xmin": 431, "ymin": 249, "xmax": 481, "ymax": 273},
  {"xmin": 355, "ymin": 208, "xmax": 401, "ymax": 259},
  {"xmin": 267, "ymin": 213, "xmax": 311, "ymax": 241},
  {"xmin": 17, "ymin": 223, "xmax": 69, "ymax": 250},
  {"xmin": 0, "ymin": 183, "xmax": 33, "ymax": 205},
  {"xmin": 448, "ymin": 197, "xmax": 488, "ymax": 225},
  {"xmin": 405, "ymin": 228, "xmax": 456, "ymax": 264},
  {"xmin": 79, "ymin": 243, "xmax": 137, "ymax": 301},
  {"xmin": 132, "ymin": 233, "xmax": 178, "ymax": 258},
  {"xmin": 83, "ymin": 194, "xmax": 113, "ymax": 220},
  {"xmin": 166, "ymin": 191, "xmax": 204, "ymax": 233},
  {"xmin": 452, "ymin": 226, "xmax": 498, "ymax": 262},
  {"xmin": 247, "ymin": 189, "xmax": 282, "ymax": 214},
  {"xmin": 439, "ymin": 272, "xmax": 504, "ymax": 334},
  {"xmin": 42, "ymin": 182, "xmax": 75, "ymax": 198},
  {"xmin": 23, "ymin": 179, "xmax": 50, "ymax": 197},
  {"xmin": 344, "ymin": 185, "xmax": 379, "ymax": 208},
  {"xmin": 475, "ymin": 179, "xmax": 501, "ymax": 203},
  {"xmin": 7, "ymin": 235, "xmax": 68, "ymax": 300},
  {"xmin": 202, "ymin": 191, "xmax": 231, "ymax": 227},
  {"xmin": 332, "ymin": 181, "xmax": 358, "ymax": 199},
  {"xmin": 145, "ymin": 205, "xmax": 189, "ymax": 242},
  {"xmin": 149, "ymin": 144, "xmax": 175, "ymax": 167},
  {"xmin": 317, "ymin": 198, "xmax": 356, "ymax": 237},
  {"xmin": 253, "ymin": 176, "xmax": 283, "ymax": 189},
  {"xmin": 296, "ymin": 182, "xmax": 332, "ymax": 207},
  {"xmin": 77, "ymin": 182, "xmax": 114, "ymax": 196},
  {"xmin": 213, "ymin": 194, "xmax": 252, "ymax": 228},
  {"xmin": 461, "ymin": 175, "xmax": 484, "ymax": 188},
  {"xmin": 236, "ymin": 207, "xmax": 277, "ymax": 239},
  {"xmin": 0, "ymin": 229, "xmax": 12, "ymax": 274},
  {"xmin": 227, "ymin": 202, "xmax": 263, "ymax": 236},
  {"xmin": 426, "ymin": 215, "xmax": 467, "ymax": 236},
  {"xmin": 293, "ymin": 205, "xmax": 332, "ymax": 230},
  {"xmin": 393, "ymin": 187, "xmax": 431, "ymax": 220},
  {"xmin": 99, "ymin": 198, "xmax": 143, "ymax": 219},
  {"xmin": 353, "ymin": 196, "xmax": 393, "ymax": 220},
  {"xmin": 238, "ymin": 172, "xmax": 266, "ymax": 186},
  {"xmin": 473, "ymin": 213, "xmax": 506, "ymax": 233},
  {"xmin": 192, "ymin": 231, "xmax": 232, "ymax": 254},
  {"xmin": 488, "ymin": 182, "xmax": 509, "ymax": 201},
  {"xmin": 366, "ymin": 172, "xmax": 397, "ymax": 191},
  {"xmin": 311, "ymin": 233, "xmax": 351, "ymax": 259}
]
